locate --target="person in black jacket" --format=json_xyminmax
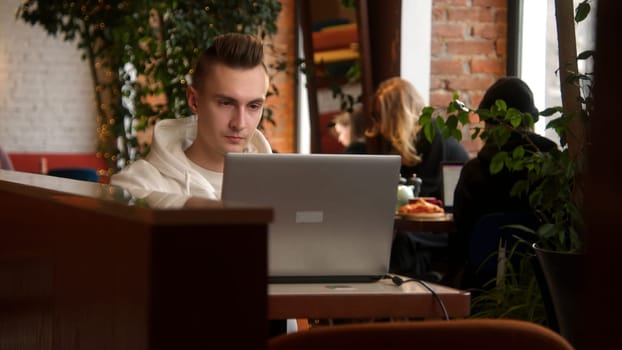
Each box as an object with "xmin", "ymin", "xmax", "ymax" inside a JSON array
[
  {"xmin": 367, "ymin": 77, "xmax": 470, "ymax": 279},
  {"xmin": 447, "ymin": 77, "xmax": 558, "ymax": 289}
]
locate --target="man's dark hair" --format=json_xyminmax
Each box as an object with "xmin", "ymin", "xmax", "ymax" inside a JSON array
[{"xmin": 192, "ymin": 33, "xmax": 265, "ymax": 91}]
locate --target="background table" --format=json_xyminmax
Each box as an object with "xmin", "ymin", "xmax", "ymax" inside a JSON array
[{"xmin": 394, "ymin": 213, "xmax": 456, "ymax": 233}]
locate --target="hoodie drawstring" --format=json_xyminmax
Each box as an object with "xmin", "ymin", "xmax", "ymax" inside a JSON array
[{"xmin": 184, "ymin": 171, "xmax": 191, "ymax": 195}]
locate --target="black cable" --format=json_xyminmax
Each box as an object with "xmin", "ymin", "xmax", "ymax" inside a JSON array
[{"xmin": 383, "ymin": 275, "xmax": 450, "ymax": 321}]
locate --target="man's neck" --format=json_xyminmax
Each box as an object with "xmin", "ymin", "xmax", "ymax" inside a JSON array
[{"xmin": 184, "ymin": 144, "xmax": 224, "ymax": 173}]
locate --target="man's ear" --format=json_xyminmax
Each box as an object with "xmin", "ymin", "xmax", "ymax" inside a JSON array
[{"xmin": 186, "ymin": 86, "xmax": 198, "ymax": 113}]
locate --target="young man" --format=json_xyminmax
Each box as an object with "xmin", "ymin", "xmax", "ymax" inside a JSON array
[{"xmin": 111, "ymin": 33, "xmax": 272, "ymax": 199}]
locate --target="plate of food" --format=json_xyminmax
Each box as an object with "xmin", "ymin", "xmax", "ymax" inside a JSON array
[
  {"xmin": 397, "ymin": 198, "xmax": 446, "ymax": 220},
  {"xmin": 400, "ymin": 212, "xmax": 447, "ymax": 220}
]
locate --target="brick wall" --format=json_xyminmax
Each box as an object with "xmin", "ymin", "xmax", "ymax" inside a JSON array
[
  {"xmin": 430, "ymin": 0, "xmax": 507, "ymax": 109},
  {"xmin": 262, "ymin": 0, "xmax": 297, "ymax": 153},
  {"xmin": 430, "ymin": 0, "xmax": 507, "ymax": 154},
  {"xmin": 0, "ymin": 0, "xmax": 97, "ymax": 153}
]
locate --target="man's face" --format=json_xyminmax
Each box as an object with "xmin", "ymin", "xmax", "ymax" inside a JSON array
[{"xmin": 187, "ymin": 62, "xmax": 269, "ymax": 164}]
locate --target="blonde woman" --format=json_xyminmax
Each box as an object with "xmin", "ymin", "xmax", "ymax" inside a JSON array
[
  {"xmin": 368, "ymin": 77, "xmax": 469, "ymax": 199},
  {"xmin": 369, "ymin": 77, "xmax": 469, "ymax": 280}
]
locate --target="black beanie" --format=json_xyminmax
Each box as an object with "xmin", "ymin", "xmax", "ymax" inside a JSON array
[{"xmin": 479, "ymin": 77, "xmax": 539, "ymax": 123}]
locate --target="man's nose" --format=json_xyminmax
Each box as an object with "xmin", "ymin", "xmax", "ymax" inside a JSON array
[{"xmin": 229, "ymin": 107, "xmax": 246, "ymax": 130}]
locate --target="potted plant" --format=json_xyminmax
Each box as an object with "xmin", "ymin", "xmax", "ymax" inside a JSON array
[{"xmin": 419, "ymin": 1, "xmax": 593, "ymax": 346}]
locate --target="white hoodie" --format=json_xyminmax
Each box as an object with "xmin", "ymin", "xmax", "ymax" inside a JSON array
[{"xmin": 111, "ymin": 116, "xmax": 272, "ymax": 201}]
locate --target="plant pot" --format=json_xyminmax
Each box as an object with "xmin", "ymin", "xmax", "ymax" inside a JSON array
[{"xmin": 532, "ymin": 243, "xmax": 584, "ymax": 348}]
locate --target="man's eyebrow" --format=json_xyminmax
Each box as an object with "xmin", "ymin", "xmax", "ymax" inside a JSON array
[
  {"xmin": 213, "ymin": 94, "xmax": 236, "ymax": 101},
  {"xmin": 248, "ymin": 97, "xmax": 266, "ymax": 104},
  {"xmin": 213, "ymin": 94, "xmax": 265, "ymax": 104}
]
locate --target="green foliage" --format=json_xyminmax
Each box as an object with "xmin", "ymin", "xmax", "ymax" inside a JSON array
[
  {"xmin": 419, "ymin": 0, "xmax": 593, "ymax": 327},
  {"xmin": 420, "ymin": 94, "xmax": 585, "ymax": 253},
  {"xmin": 470, "ymin": 244, "xmax": 548, "ymax": 325},
  {"xmin": 16, "ymin": 0, "xmax": 284, "ymax": 170}
]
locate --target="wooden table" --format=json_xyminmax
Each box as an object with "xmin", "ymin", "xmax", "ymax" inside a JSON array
[
  {"xmin": 394, "ymin": 213, "xmax": 456, "ymax": 233},
  {"xmin": 268, "ymin": 277, "xmax": 470, "ymax": 320}
]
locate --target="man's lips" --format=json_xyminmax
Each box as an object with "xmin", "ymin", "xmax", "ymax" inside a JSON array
[{"xmin": 225, "ymin": 135, "xmax": 245, "ymax": 144}]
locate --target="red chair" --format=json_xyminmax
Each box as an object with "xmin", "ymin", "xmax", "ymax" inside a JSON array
[{"xmin": 269, "ymin": 319, "xmax": 573, "ymax": 350}]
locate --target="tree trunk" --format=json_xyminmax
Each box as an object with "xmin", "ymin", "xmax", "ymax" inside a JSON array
[{"xmin": 554, "ymin": 0, "xmax": 584, "ymax": 159}]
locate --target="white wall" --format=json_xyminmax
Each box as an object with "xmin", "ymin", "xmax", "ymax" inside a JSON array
[
  {"xmin": 0, "ymin": 0, "xmax": 96, "ymax": 153},
  {"xmin": 401, "ymin": 0, "xmax": 431, "ymax": 104}
]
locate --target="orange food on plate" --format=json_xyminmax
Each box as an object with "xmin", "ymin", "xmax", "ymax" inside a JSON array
[{"xmin": 397, "ymin": 198, "xmax": 444, "ymax": 215}]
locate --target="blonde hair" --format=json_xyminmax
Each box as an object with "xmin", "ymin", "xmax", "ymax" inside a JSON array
[{"xmin": 367, "ymin": 77, "xmax": 425, "ymax": 166}]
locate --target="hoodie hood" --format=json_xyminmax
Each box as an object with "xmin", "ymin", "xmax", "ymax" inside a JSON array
[
  {"xmin": 147, "ymin": 116, "xmax": 272, "ymax": 196},
  {"xmin": 112, "ymin": 116, "xmax": 271, "ymax": 200}
]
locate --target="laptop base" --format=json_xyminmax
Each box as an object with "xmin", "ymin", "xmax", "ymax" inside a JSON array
[{"xmin": 269, "ymin": 275, "xmax": 384, "ymax": 284}]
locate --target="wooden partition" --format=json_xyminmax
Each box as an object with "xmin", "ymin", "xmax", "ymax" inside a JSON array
[{"xmin": 0, "ymin": 170, "xmax": 272, "ymax": 350}]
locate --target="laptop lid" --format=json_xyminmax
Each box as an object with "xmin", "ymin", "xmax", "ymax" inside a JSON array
[
  {"xmin": 440, "ymin": 162, "xmax": 464, "ymax": 213},
  {"xmin": 222, "ymin": 153, "xmax": 401, "ymax": 283}
]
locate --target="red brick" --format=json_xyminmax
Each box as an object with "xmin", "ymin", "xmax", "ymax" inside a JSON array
[
  {"xmin": 448, "ymin": 76, "xmax": 498, "ymax": 91},
  {"xmin": 446, "ymin": 40, "xmax": 495, "ymax": 55},
  {"xmin": 432, "ymin": 23, "xmax": 467, "ymax": 39},
  {"xmin": 430, "ymin": 77, "xmax": 446, "ymax": 90},
  {"xmin": 431, "ymin": 58, "xmax": 466, "ymax": 75},
  {"xmin": 472, "ymin": 23, "xmax": 506, "ymax": 40},
  {"xmin": 434, "ymin": 0, "xmax": 469, "ymax": 6},
  {"xmin": 430, "ymin": 39, "xmax": 444, "ymax": 56},
  {"xmin": 432, "ymin": 8, "xmax": 446, "ymax": 21},
  {"xmin": 471, "ymin": 58, "xmax": 505, "ymax": 74},
  {"xmin": 430, "ymin": 90, "xmax": 457, "ymax": 108},
  {"xmin": 494, "ymin": 8, "xmax": 508, "ymax": 23},
  {"xmin": 496, "ymin": 38, "xmax": 507, "ymax": 56},
  {"xmin": 472, "ymin": 0, "xmax": 507, "ymax": 8},
  {"xmin": 471, "ymin": 92, "xmax": 487, "ymax": 109},
  {"xmin": 448, "ymin": 8, "xmax": 494, "ymax": 23}
]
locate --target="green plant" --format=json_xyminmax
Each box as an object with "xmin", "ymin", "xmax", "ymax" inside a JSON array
[
  {"xmin": 17, "ymin": 0, "xmax": 284, "ymax": 172},
  {"xmin": 469, "ymin": 247, "xmax": 548, "ymax": 324},
  {"xmin": 420, "ymin": 1, "xmax": 592, "ymax": 254},
  {"xmin": 418, "ymin": 0, "xmax": 593, "ymax": 325}
]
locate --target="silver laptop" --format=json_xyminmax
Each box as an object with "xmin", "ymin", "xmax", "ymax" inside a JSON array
[{"xmin": 222, "ymin": 153, "xmax": 401, "ymax": 283}]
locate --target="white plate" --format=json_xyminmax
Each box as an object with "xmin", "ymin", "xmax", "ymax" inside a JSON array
[{"xmin": 400, "ymin": 212, "xmax": 447, "ymax": 220}]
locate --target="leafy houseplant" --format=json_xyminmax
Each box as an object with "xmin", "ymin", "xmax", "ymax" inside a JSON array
[
  {"xmin": 419, "ymin": 0, "xmax": 592, "ymax": 253},
  {"xmin": 17, "ymin": 0, "xmax": 284, "ymax": 172},
  {"xmin": 418, "ymin": 1, "xmax": 593, "ymax": 344},
  {"xmin": 419, "ymin": 94, "xmax": 587, "ymax": 253}
]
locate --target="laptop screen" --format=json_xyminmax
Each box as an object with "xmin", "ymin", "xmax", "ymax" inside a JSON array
[{"xmin": 222, "ymin": 153, "xmax": 401, "ymax": 283}]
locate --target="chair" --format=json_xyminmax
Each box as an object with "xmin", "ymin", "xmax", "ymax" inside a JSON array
[
  {"xmin": 466, "ymin": 212, "xmax": 538, "ymax": 290},
  {"xmin": 47, "ymin": 167, "xmax": 99, "ymax": 182},
  {"xmin": 268, "ymin": 319, "xmax": 573, "ymax": 350}
]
